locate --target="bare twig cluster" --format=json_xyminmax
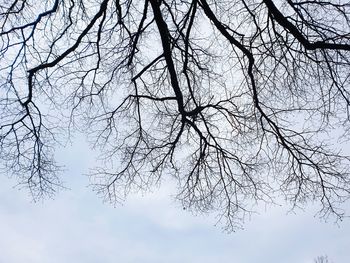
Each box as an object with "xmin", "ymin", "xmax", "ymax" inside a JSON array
[{"xmin": 1, "ymin": 0, "xmax": 350, "ymax": 229}]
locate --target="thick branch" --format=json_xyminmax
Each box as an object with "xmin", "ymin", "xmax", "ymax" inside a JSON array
[
  {"xmin": 263, "ymin": 0, "xmax": 350, "ymax": 51},
  {"xmin": 149, "ymin": 0, "xmax": 186, "ymax": 116}
]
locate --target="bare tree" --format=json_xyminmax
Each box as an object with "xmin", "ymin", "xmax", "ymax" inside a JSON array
[
  {"xmin": 1, "ymin": 0, "xmax": 350, "ymax": 229},
  {"xmin": 314, "ymin": 255, "xmax": 332, "ymax": 263}
]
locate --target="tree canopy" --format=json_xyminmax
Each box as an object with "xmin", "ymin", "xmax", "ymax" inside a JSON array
[{"xmin": 1, "ymin": 0, "xmax": 350, "ymax": 229}]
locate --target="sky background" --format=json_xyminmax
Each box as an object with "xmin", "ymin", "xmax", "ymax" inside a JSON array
[{"xmin": 1, "ymin": 136, "xmax": 350, "ymax": 263}]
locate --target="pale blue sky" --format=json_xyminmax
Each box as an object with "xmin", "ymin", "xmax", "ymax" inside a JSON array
[{"xmin": 1, "ymin": 137, "xmax": 350, "ymax": 263}]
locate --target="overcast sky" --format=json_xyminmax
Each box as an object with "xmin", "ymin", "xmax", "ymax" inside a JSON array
[{"xmin": 1, "ymin": 136, "xmax": 350, "ymax": 263}]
